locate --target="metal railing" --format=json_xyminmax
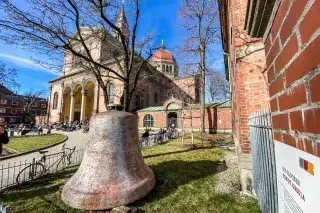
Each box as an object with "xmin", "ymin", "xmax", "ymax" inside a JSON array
[
  {"xmin": 0, "ymin": 147, "xmax": 84, "ymax": 190},
  {"xmin": 0, "ymin": 132, "xmax": 180, "ymax": 190},
  {"xmin": 249, "ymin": 110, "xmax": 278, "ymax": 213}
]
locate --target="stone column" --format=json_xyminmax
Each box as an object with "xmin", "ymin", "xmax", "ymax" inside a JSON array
[
  {"xmin": 80, "ymin": 90, "xmax": 87, "ymax": 122},
  {"xmin": 69, "ymin": 92, "xmax": 76, "ymax": 122}
]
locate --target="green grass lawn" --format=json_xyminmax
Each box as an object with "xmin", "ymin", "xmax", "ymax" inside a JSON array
[
  {"xmin": 4, "ymin": 134, "xmax": 65, "ymax": 153},
  {"xmin": 0, "ymin": 135, "xmax": 260, "ymax": 213}
]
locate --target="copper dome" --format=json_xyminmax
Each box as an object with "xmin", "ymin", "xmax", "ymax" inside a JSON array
[{"xmin": 151, "ymin": 48, "xmax": 176, "ymax": 62}]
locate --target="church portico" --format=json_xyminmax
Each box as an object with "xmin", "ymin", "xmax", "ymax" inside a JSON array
[{"xmin": 48, "ymin": 73, "xmax": 96, "ymax": 124}]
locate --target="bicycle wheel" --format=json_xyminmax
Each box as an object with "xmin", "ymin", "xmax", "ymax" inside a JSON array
[{"xmin": 16, "ymin": 163, "xmax": 45, "ymax": 184}]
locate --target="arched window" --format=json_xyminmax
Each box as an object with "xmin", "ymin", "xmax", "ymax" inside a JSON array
[
  {"xmin": 107, "ymin": 81, "xmax": 115, "ymax": 104},
  {"xmin": 135, "ymin": 93, "xmax": 142, "ymax": 110},
  {"xmin": 169, "ymin": 65, "xmax": 172, "ymax": 73},
  {"xmin": 166, "ymin": 65, "xmax": 169, "ymax": 72},
  {"xmin": 154, "ymin": 92, "xmax": 158, "ymax": 104},
  {"xmin": 162, "ymin": 65, "xmax": 165, "ymax": 72},
  {"xmin": 143, "ymin": 114, "xmax": 154, "ymax": 127},
  {"xmin": 53, "ymin": 92, "xmax": 58, "ymax": 109}
]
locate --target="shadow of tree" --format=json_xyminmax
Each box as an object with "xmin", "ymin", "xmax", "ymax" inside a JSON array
[
  {"xmin": 1, "ymin": 166, "xmax": 78, "ymax": 200},
  {"xmin": 133, "ymin": 160, "xmax": 227, "ymax": 206}
]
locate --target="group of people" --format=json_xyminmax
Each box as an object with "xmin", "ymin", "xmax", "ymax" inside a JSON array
[
  {"xmin": 141, "ymin": 127, "xmax": 179, "ymax": 146},
  {"xmin": 16, "ymin": 123, "xmax": 52, "ymax": 136},
  {"xmin": 55, "ymin": 120, "xmax": 89, "ymax": 133}
]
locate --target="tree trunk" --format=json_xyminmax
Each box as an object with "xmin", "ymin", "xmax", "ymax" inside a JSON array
[
  {"xmin": 123, "ymin": 80, "xmax": 130, "ymax": 112},
  {"xmin": 190, "ymin": 111, "xmax": 194, "ymax": 147},
  {"xmin": 181, "ymin": 114, "xmax": 184, "ymax": 146},
  {"xmin": 199, "ymin": 43, "xmax": 206, "ymax": 146}
]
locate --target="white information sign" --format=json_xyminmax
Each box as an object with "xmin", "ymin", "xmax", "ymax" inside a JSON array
[{"xmin": 275, "ymin": 141, "xmax": 320, "ymax": 213}]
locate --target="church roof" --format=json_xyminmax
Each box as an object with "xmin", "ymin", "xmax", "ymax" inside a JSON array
[
  {"xmin": 137, "ymin": 100, "xmax": 231, "ymax": 112},
  {"xmin": 151, "ymin": 48, "xmax": 176, "ymax": 63}
]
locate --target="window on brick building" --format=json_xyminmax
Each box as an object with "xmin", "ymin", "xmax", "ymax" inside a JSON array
[
  {"xmin": 41, "ymin": 104, "xmax": 46, "ymax": 109},
  {"xmin": 107, "ymin": 81, "xmax": 115, "ymax": 104},
  {"xmin": 12, "ymin": 101, "xmax": 18, "ymax": 105},
  {"xmin": 154, "ymin": 92, "xmax": 158, "ymax": 104},
  {"xmin": 0, "ymin": 99, "xmax": 7, "ymax": 104},
  {"xmin": 143, "ymin": 114, "xmax": 154, "ymax": 127},
  {"xmin": 0, "ymin": 108, "xmax": 6, "ymax": 113},
  {"xmin": 53, "ymin": 92, "xmax": 59, "ymax": 109},
  {"xmin": 11, "ymin": 109, "xmax": 17, "ymax": 114}
]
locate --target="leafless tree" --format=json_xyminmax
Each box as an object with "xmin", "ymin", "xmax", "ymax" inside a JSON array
[
  {"xmin": 207, "ymin": 69, "xmax": 230, "ymax": 101},
  {"xmin": 22, "ymin": 89, "xmax": 46, "ymax": 122},
  {"xmin": 178, "ymin": 0, "xmax": 220, "ymax": 133},
  {"xmin": 0, "ymin": 61, "xmax": 19, "ymax": 92},
  {"xmin": 22, "ymin": 89, "xmax": 46, "ymax": 113},
  {"xmin": 0, "ymin": 0, "xmax": 157, "ymax": 112}
]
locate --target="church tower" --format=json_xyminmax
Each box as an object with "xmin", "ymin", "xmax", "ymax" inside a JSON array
[
  {"xmin": 150, "ymin": 40, "xmax": 179, "ymax": 79},
  {"xmin": 113, "ymin": 0, "xmax": 130, "ymax": 43}
]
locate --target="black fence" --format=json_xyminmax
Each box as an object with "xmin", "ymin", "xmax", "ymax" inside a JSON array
[{"xmin": 0, "ymin": 147, "xmax": 84, "ymax": 190}]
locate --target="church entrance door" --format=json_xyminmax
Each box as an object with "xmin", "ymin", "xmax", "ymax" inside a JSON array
[{"xmin": 167, "ymin": 112, "xmax": 178, "ymax": 129}]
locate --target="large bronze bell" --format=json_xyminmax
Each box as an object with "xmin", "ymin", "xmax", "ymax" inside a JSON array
[{"xmin": 61, "ymin": 111, "xmax": 155, "ymax": 210}]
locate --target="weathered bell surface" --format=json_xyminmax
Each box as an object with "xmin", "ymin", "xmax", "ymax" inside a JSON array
[{"xmin": 61, "ymin": 111, "xmax": 155, "ymax": 210}]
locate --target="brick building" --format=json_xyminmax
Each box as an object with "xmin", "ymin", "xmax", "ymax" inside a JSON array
[
  {"xmin": 48, "ymin": 4, "xmax": 204, "ymax": 129},
  {"xmin": 0, "ymin": 88, "xmax": 48, "ymax": 124},
  {"xmin": 219, "ymin": 0, "xmax": 319, "ymax": 198},
  {"xmin": 137, "ymin": 99, "xmax": 231, "ymax": 133}
]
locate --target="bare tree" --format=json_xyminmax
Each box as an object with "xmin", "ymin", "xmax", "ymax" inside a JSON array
[
  {"xmin": 178, "ymin": 0, "xmax": 220, "ymax": 133},
  {"xmin": 0, "ymin": 0, "xmax": 156, "ymax": 112},
  {"xmin": 0, "ymin": 61, "xmax": 19, "ymax": 92},
  {"xmin": 207, "ymin": 70, "xmax": 230, "ymax": 101},
  {"xmin": 22, "ymin": 89, "xmax": 46, "ymax": 123}
]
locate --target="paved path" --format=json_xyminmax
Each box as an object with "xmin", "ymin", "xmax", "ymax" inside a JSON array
[{"xmin": 0, "ymin": 130, "xmax": 89, "ymax": 189}]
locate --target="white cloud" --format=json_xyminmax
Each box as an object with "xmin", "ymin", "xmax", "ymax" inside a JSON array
[{"xmin": 0, "ymin": 52, "xmax": 59, "ymax": 75}]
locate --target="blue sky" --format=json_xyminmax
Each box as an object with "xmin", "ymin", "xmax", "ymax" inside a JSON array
[{"xmin": 0, "ymin": 0, "xmax": 224, "ymax": 100}]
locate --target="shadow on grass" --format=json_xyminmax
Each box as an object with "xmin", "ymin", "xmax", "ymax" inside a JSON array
[
  {"xmin": 0, "ymin": 166, "xmax": 78, "ymax": 201},
  {"xmin": 133, "ymin": 159, "xmax": 226, "ymax": 206}
]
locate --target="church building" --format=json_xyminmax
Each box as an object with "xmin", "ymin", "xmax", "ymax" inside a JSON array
[{"xmin": 47, "ymin": 3, "xmax": 231, "ymax": 133}]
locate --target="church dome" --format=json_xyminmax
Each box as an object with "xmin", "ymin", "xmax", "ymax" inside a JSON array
[{"xmin": 151, "ymin": 44, "xmax": 176, "ymax": 63}]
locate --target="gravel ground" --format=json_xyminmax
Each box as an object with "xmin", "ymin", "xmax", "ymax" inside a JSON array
[{"xmin": 213, "ymin": 147, "xmax": 242, "ymax": 196}]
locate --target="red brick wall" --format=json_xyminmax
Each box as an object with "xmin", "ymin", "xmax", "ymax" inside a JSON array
[
  {"xmin": 137, "ymin": 106, "xmax": 232, "ymax": 132},
  {"xmin": 265, "ymin": 0, "xmax": 320, "ymax": 157},
  {"xmin": 227, "ymin": 0, "xmax": 270, "ymax": 154}
]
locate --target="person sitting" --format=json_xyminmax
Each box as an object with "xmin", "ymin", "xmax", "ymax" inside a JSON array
[
  {"xmin": 17, "ymin": 123, "xmax": 24, "ymax": 134},
  {"xmin": 37, "ymin": 125, "xmax": 43, "ymax": 135},
  {"xmin": 21, "ymin": 125, "xmax": 28, "ymax": 136},
  {"xmin": 47, "ymin": 125, "xmax": 52, "ymax": 135}
]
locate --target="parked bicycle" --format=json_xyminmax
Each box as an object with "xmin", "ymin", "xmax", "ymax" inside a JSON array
[{"xmin": 16, "ymin": 144, "xmax": 76, "ymax": 184}]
